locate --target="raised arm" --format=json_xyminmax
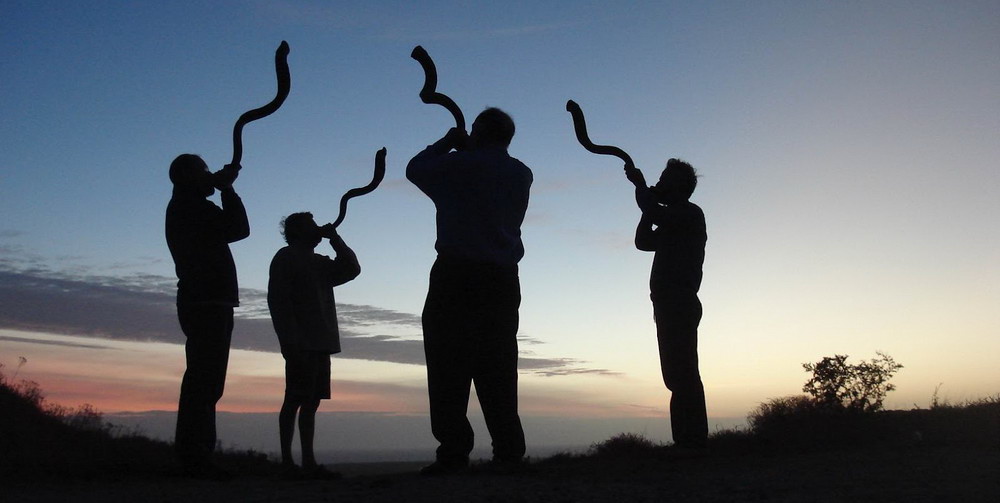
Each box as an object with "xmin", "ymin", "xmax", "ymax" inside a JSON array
[
  {"xmin": 625, "ymin": 162, "xmax": 671, "ymax": 225},
  {"xmin": 321, "ymin": 225, "xmax": 361, "ymax": 287},
  {"xmin": 405, "ymin": 128, "xmax": 468, "ymax": 190},
  {"xmin": 215, "ymin": 163, "xmax": 250, "ymax": 242}
]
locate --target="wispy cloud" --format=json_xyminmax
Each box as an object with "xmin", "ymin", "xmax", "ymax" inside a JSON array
[
  {"xmin": 0, "ymin": 262, "xmax": 617, "ymax": 376},
  {"xmin": 532, "ymin": 367, "xmax": 622, "ymax": 377},
  {"xmin": 0, "ymin": 334, "xmax": 119, "ymax": 351},
  {"xmin": 517, "ymin": 335, "xmax": 546, "ymax": 346},
  {"xmin": 518, "ymin": 354, "xmax": 621, "ymax": 377}
]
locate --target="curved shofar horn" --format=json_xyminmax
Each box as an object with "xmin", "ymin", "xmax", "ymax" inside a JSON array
[
  {"xmin": 331, "ymin": 148, "xmax": 387, "ymax": 229},
  {"xmin": 565, "ymin": 100, "xmax": 634, "ymax": 167},
  {"xmin": 231, "ymin": 41, "xmax": 292, "ymax": 166},
  {"xmin": 411, "ymin": 46, "xmax": 465, "ymax": 130}
]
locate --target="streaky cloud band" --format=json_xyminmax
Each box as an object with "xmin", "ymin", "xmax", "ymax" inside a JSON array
[{"xmin": 0, "ymin": 267, "xmax": 617, "ymax": 376}]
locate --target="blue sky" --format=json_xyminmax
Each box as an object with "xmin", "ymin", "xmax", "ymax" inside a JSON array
[{"xmin": 1, "ymin": 1, "xmax": 998, "ymax": 455}]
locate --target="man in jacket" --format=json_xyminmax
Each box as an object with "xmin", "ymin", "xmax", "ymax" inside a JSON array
[
  {"xmin": 407, "ymin": 108, "xmax": 532, "ymax": 474},
  {"xmin": 165, "ymin": 155, "xmax": 249, "ymax": 478}
]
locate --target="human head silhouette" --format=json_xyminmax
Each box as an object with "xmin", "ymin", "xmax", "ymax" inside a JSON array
[
  {"xmin": 653, "ymin": 158, "xmax": 698, "ymax": 204},
  {"xmin": 469, "ymin": 107, "xmax": 515, "ymax": 149},
  {"xmin": 281, "ymin": 212, "xmax": 322, "ymax": 248},
  {"xmin": 169, "ymin": 154, "xmax": 215, "ymax": 197}
]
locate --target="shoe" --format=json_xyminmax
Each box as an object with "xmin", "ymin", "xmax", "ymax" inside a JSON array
[{"xmin": 419, "ymin": 459, "xmax": 469, "ymax": 476}]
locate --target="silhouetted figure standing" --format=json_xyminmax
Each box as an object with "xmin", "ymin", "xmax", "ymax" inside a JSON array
[
  {"xmin": 165, "ymin": 155, "xmax": 248, "ymax": 478},
  {"xmin": 407, "ymin": 108, "xmax": 532, "ymax": 475},
  {"xmin": 267, "ymin": 212, "xmax": 360, "ymax": 480},
  {"xmin": 625, "ymin": 159, "xmax": 708, "ymax": 448}
]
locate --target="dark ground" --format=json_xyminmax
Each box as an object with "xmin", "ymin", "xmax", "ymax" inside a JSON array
[
  {"xmin": 5, "ymin": 442, "xmax": 999, "ymax": 502},
  {"xmin": 3, "ymin": 372, "xmax": 998, "ymax": 502}
]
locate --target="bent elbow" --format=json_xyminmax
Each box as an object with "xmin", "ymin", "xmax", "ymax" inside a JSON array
[
  {"xmin": 343, "ymin": 261, "xmax": 361, "ymax": 282},
  {"xmin": 229, "ymin": 228, "xmax": 251, "ymax": 243},
  {"xmin": 634, "ymin": 239, "xmax": 655, "ymax": 252},
  {"xmin": 405, "ymin": 160, "xmax": 423, "ymax": 182}
]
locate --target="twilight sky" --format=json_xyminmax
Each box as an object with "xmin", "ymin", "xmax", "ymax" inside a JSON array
[{"xmin": 1, "ymin": 1, "xmax": 998, "ymax": 455}]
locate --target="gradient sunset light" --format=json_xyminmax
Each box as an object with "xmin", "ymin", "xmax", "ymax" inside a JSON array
[{"xmin": 2, "ymin": 1, "xmax": 998, "ymax": 457}]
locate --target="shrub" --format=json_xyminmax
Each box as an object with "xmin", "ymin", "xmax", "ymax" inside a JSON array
[
  {"xmin": 746, "ymin": 353, "xmax": 905, "ymax": 448},
  {"xmin": 802, "ymin": 352, "xmax": 902, "ymax": 412},
  {"xmin": 1, "ymin": 360, "xmax": 278, "ymax": 480},
  {"xmin": 1, "ymin": 360, "xmax": 112, "ymax": 434},
  {"xmin": 747, "ymin": 395, "xmax": 815, "ymax": 431},
  {"xmin": 588, "ymin": 432, "xmax": 660, "ymax": 457}
]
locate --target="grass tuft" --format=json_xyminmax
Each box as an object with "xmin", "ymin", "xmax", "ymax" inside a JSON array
[{"xmin": 588, "ymin": 432, "xmax": 662, "ymax": 458}]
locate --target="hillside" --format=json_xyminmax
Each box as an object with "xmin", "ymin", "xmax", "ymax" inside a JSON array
[{"xmin": 2, "ymin": 370, "xmax": 997, "ymax": 502}]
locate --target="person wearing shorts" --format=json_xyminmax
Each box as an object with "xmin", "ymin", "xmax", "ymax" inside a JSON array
[
  {"xmin": 267, "ymin": 212, "xmax": 360, "ymax": 478},
  {"xmin": 284, "ymin": 351, "xmax": 332, "ymax": 400}
]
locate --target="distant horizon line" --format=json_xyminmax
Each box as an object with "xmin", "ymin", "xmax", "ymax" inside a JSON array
[{"xmin": 103, "ymin": 409, "xmax": 748, "ymax": 420}]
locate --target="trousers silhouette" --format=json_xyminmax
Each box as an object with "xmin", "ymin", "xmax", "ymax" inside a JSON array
[
  {"xmin": 653, "ymin": 292, "xmax": 707, "ymax": 448},
  {"xmin": 174, "ymin": 304, "xmax": 233, "ymax": 463},
  {"xmin": 422, "ymin": 257, "xmax": 526, "ymax": 463}
]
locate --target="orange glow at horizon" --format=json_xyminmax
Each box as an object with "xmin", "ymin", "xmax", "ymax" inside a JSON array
[{"xmin": 2, "ymin": 329, "xmax": 682, "ymax": 418}]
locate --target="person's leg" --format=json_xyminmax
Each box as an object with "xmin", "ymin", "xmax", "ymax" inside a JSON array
[
  {"xmin": 474, "ymin": 341, "xmax": 525, "ymax": 462},
  {"xmin": 473, "ymin": 269, "xmax": 525, "ymax": 463},
  {"xmin": 424, "ymin": 328, "xmax": 474, "ymax": 463},
  {"xmin": 298, "ymin": 352, "xmax": 339, "ymax": 479},
  {"xmin": 654, "ymin": 295, "xmax": 707, "ymax": 448},
  {"xmin": 175, "ymin": 304, "xmax": 233, "ymax": 468},
  {"xmin": 422, "ymin": 259, "xmax": 475, "ymax": 467},
  {"xmin": 205, "ymin": 308, "xmax": 232, "ymax": 453},
  {"xmin": 279, "ymin": 394, "xmax": 301, "ymax": 466},
  {"xmin": 280, "ymin": 350, "xmax": 315, "ymax": 467},
  {"xmin": 298, "ymin": 398, "xmax": 321, "ymax": 469}
]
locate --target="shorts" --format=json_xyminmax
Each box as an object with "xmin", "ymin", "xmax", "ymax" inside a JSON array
[{"xmin": 284, "ymin": 351, "xmax": 331, "ymax": 400}]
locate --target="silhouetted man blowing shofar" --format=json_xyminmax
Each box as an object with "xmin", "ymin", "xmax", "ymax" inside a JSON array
[
  {"xmin": 407, "ymin": 108, "xmax": 533, "ymax": 475},
  {"xmin": 165, "ymin": 156, "xmax": 248, "ymax": 479},
  {"xmin": 267, "ymin": 212, "xmax": 360, "ymax": 480},
  {"xmin": 625, "ymin": 159, "xmax": 709, "ymax": 449}
]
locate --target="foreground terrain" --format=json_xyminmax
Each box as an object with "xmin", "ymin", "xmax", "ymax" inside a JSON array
[
  {"xmin": 3, "ymin": 369, "xmax": 997, "ymax": 502},
  {"xmin": 6, "ymin": 442, "xmax": 998, "ymax": 502}
]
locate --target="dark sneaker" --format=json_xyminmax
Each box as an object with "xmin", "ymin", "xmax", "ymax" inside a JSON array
[{"xmin": 419, "ymin": 459, "xmax": 469, "ymax": 476}]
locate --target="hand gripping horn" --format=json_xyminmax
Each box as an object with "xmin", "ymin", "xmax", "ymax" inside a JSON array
[
  {"xmin": 411, "ymin": 46, "xmax": 466, "ymax": 130},
  {"xmin": 565, "ymin": 100, "xmax": 634, "ymax": 167},
  {"xmin": 230, "ymin": 41, "xmax": 291, "ymax": 166},
  {"xmin": 330, "ymin": 148, "xmax": 387, "ymax": 229}
]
